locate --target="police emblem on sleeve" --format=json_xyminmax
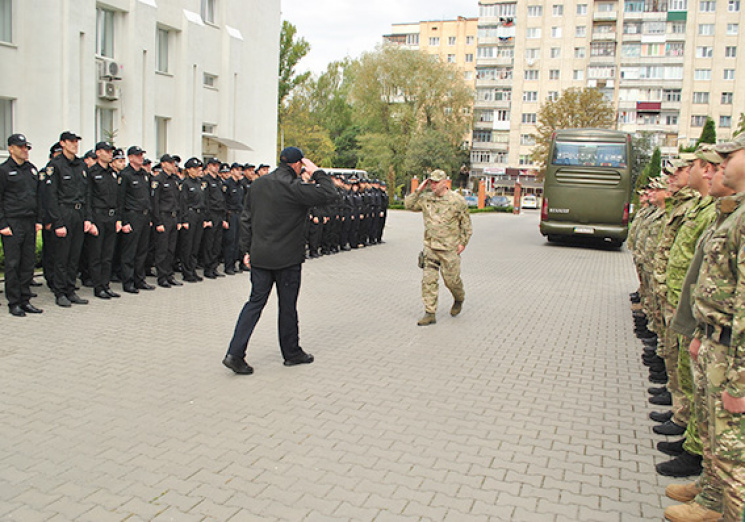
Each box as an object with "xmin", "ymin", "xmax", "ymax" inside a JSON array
[
  {"xmin": 201, "ymin": 182, "xmax": 207, "ymax": 190},
  {"xmin": 151, "ymin": 181, "xmax": 158, "ymax": 189}
]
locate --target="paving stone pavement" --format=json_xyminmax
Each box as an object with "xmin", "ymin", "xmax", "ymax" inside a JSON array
[{"xmin": 1, "ymin": 209, "xmax": 682, "ymax": 521}]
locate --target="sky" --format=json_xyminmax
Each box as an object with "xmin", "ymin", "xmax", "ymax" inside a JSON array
[{"xmin": 280, "ymin": 0, "xmax": 478, "ymax": 76}]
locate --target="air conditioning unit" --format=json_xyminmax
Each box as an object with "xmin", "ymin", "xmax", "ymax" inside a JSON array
[
  {"xmin": 97, "ymin": 58, "xmax": 122, "ymax": 80},
  {"xmin": 98, "ymin": 80, "xmax": 120, "ymax": 100}
]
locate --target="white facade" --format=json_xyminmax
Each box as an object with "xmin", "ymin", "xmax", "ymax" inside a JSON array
[{"xmin": 0, "ymin": 0, "xmax": 280, "ymax": 167}]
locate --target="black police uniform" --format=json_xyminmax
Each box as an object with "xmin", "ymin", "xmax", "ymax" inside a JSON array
[
  {"xmin": 117, "ymin": 164, "xmax": 152, "ymax": 291},
  {"xmin": 151, "ymin": 172, "xmax": 181, "ymax": 285},
  {"xmin": 340, "ymin": 185, "xmax": 353, "ymax": 250},
  {"xmin": 0, "ymin": 157, "xmax": 41, "ymax": 309},
  {"xmin": 201, "ymin": 173, "xmax": 227, "ymax": 277},
  {"xmin": 223, "ymin": 177, "xmax": 244, "ymax": 273},
  {"xmin": 179, "ymin": 176, "xmax": 208, "ymax": 282},
  {"xmin": 86, "ymin": 161, "xmax": 119, "ymax": 295},
  {"xmin": 349, "ymin": 183, "xmax": 363, "ymax": 248}
]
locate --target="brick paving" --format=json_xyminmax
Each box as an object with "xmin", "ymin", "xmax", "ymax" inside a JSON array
[{"xmin": 0, "ymin": 209, "xmax": 679, "ymax": 520}]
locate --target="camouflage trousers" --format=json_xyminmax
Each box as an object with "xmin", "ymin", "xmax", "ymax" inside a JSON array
[
  {"xmin": 700, "ymin": 338, "xmax": 745, "ymax": 521},
  {"xmin": 681, "ymin": 335, "xmax": 702, "ymax": 456},
  {"xmin": 421, "ymin": 246, "xmax": 464, "ymax": 314},
  {"xmin": 660, "ymin": 302, "xmax": 690, "ymax": 427}
]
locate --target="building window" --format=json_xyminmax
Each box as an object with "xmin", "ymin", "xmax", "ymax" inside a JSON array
[
  {"xmin": 722, "ymin": 92, "xmax": 733, "ymax": 104},
  {"xmin": 477, "ymin": 110, "xmax": 494, "ymax": 122},
  {"xmin": 520, "ymin": 134, "xmax": 536, "ymax": 145},
  {"xmin": 699, "ymin": 23, "xmax": 715, "ymax": 35},
  {"xmin": 523, "ymin": 91, "xmax": 538, "ymax": 102},
  {"xmin": 670, "ymin": 21, "xmax": 686, "ymax": 33},
  {"xmin": 691, "ymin": 115, "xmax": 707, "ymax": 126},
  {"xmin": 464, "ymin": 71, "xmax": 473, "ymax": 80},
  {"xmin": 466, "ymin": 35, "xmax": 474, "ymax": 45},
  {"xmin": 728, "ymin": 0, "xmax": 740, "ymax": 10},
  {"xmin": 495, "ymin": 109, "xmax": 510, "ymax": 121},
  {"xmin": 694, "ymin": 69, "xmax": 711, "ymax": 80},
  {"xmin": 429, "ymin": 36, "xmax": 440, "ymax": 46},
  {"xmin": 0, "ymin": 0, "xmax": 12, "ymax": 44},
  {"xmin": 96, "ymin": 7, "xmax": 115, "ymax": 58},
  {"xmin": 696, "ymin": 46, "xmax": 713, "ymax": 58},
  {"xmin": 577, "ymin": 3, "xmax": 588, "ymax": 14},
  {"xmin": 574, "ymin": 47, "xmax": 586, "ymax": 58},
  {"xmin": 549, "ymin": 69, "xmax": 560, "ymax": 79},
  {"xmin": 95, "ymin": 107, "xmax": 114, "ymax": 143},
  {"xmin": 670, "ymin": 0, "xmax": 688, "ymax": 8},
  {"xmin": 448, "ymin": 36, "xmax": 456, "ymax": 46},
  {"xmin": 0, "ymin": 98, "xmax": 12, "ymax": 150},
  {"xmin": 201, "ymin": 0, "xmax": 216, "ymax": 24},
  {"xmin": 528, "ymin": 5, "xmax": 543, "ymax": 16},
  {"xmin": 471, "ymin": 150, "xmax": 491, "ymax": 164},
  {"xmin": 519, "ymin": 155, "xmax": 533, "ymax": 165},
  {"xmin": 526, "ymin": 28, "xmax": 541, "ymax": 38},
  {"xmin": 156, "ymin": 28, "xmax": 170, "ymax": 73},
  {"xmin": 664, "ymin": 89, "xmax": 682, "ymax": 102},
  {"xmin": 720, "ymin": 115, "xmax": 732, "ymax": 127},
  {"xmin": 573, "ymin": 69, "xmax": 585, "ymax": 80},
  {"xmin": 547, "ymin": 91, "xmax": 559, "ymax": 101},
  {"xmin": 155, "ymin": 117, "xmax": 169, "ymax": 158},
  {"xmin": 407, "ymin": 34, "xmax": 419, "ymax": 45},
  {"xmin": 723, "ymin": 69, "xmax": 735, "ymax": 79},
  {"xmin": 447, "ymin": 54, "xmax": 455, "ymax": 63},
  {"xmin": 551, "ymin": 26, "xmax": 562, "ymax": 38},
  {"xmin": 550, "ymin": 47, "xmax": 561, "ymax": 58},
  {"xmin": 524, "ymin": 70, "xmax": 539, "ymax": 80},
  {"xmin": 465, "ymin": 53, "xmax": 474, "ymax": 63},
  {"xmin": 700, "ymin": 0, "xmax": 716, "ymax": 10},
  {"xmin": 727, "ymin": 23, "xmax": 739, "ymax": 34},
  {"xmin": 494, "ymin": 152, "xmax": 508, "ymax": 163},
  {"xmin": 525, "ymin": 48, "xmax": 539, "ymax": 60},
  {"xmin": 666, "ymin": 115, "xmax": 679, "ymax": 125},
  {"xmin": 522, "ymin": 113, "xmax": 537, "ymax": 124},
  {"xmin": 666, "ymin": 42, "xmax": 685, "ymax": 56},
  {"xmin": 575, "ymin": 26, "xmax": 586, "ymax": 37},
  {"xmin": 725, "ymin": 46, "xmax": 737, "ymax": 57},
  {"xmin": 203, "ymin": 73, "xmax": 218, "ymax": 88},
  {"xmin": 553, "ymin": 4, "xmax": 564, "ymax": 15},
  {"xmin": 693, "ymin": 91, "xmax": 710, "ymax": 103},
  {"xmin": 473, "ymin": 130, "xmax": 492, "ymax": 143}
]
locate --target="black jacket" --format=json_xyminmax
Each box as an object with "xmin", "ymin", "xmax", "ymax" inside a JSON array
[
  {"xmin": 0, "ymin": 157, "xmax": 40, "ymax": 228},
  {"xmin": 240, "ymin": 164, "xmax": 338, "ymax": 269}
]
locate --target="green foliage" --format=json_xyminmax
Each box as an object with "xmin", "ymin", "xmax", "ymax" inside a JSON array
[
  {"xmin": 734, "ymin": 113, "xmax": 745, "ymax": 137},
  {"xmin": 680, "ymin": 117, "xmax": 717, "ymax": 152},
  {"xmin": 630, "ymin": 132, "xmax": 653, "ymax": 188},
  {"xmin": 278, "ymin": 21, "xmax": 311, "ymax": 109},
  {"xmin": 632, "ymin": 147, "xmax": 661, "ymax": 207}
]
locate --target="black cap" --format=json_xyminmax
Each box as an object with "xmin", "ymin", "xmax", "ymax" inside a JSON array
[
  {"xmin": 83, "ymin": 150, "xmax": 96, "ymax": 160},
  {"xmin": 160, "ymin": 154, "xmax": 175, "ymax": 164},
  {"xmin": 279, "ymin": 146, "xmax": 304, "ymax": 164},
  {"xmin": 219, "ymin": 163, "xmax": 231, "ymax": 173},
  {"xmin": 59, "ymin": 131, "xmax": 81, "ymax": 142},
  {"xmin": 258, "ymin": 164, "xmax": 269, "ymax": 170},
  {"xmin": 95, "ymin": 141, "xmax": 114, "ymax": 151},
  {"xmin": 50, "ymin": 142, "xmax": 63, "ymax": 154},
  {"xmin": 112, "ymin": 149, "xmax": 125, "ymax": 160},
  {"xmin": 172, "ymin": 155, "xmax": 181, "ymax": 163},
  {"xmin": 184, "ymin": 157, "xmax": 203, "ymax": 169},
  {"xmin": 244, "ymin": 163, "xmax": 255, "ymax": 169},
  {"xmin": 231, "ymin": 162, "xmax": 243, "ymax": 170},
  {"xmin": 7, "ymin": 134, "xmax": 31, "ymax": 149},
  {"xmin": 127, "ymin": 146, "xmax": 145, "ymax": 156},
  {"xmin": 206, "ymin": 157, "xmax": 221, "ymax": 166},
  {"xmin": 143, "ymin": 158, "xmax": 152, "ymax": 165}
]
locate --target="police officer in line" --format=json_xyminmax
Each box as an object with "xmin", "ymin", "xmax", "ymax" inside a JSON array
[
  {"xmin": 150, "ymin": 154, "xmax": 183, "ymax": 288},
  {"xmin": 179, "ymin": 157, "xmax": 208, "ymax": 283},
  {"xmin": 339, "ymin": 176, "xmax": 353, "ymax": 251},
  {"xmin": 40, "ymin": 142, "xmax": 62, "ymax": 290},
  {"xmin": 0, "ymin": 134, "xmax": 43, "ymax": 316},
  {"xmin": 223, "ymin": 162, "xmax": 245, "ymax": 275},
  {"xmin": 201, "ymin": 158, "xmax": 228, "ymax": 279},
  {"xmin": 85, "ymin": 141, "xmax": 120, "ymax": 299},
  {"xmin": 44, "ymin": 131, "xmax": 90, "ymax": 308}
]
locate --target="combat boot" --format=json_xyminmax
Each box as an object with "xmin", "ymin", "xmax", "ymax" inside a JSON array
[
  {"xmin": 656, "ymin": 451, "xmax": 702, "ymax": 478},
  {"xmin": 664, "ymin": 501, "xmax": 721, "ymax": 522},
  {"xmin": 658, "ymin": 438, "xmax": 686, "ymax": 457},
  {"xmin": 650, "ymin": 391, "xmax": 672, "ymax": 405},
  {"xmin": 450, "ymin": 300, "xmax": 463, "ymax": 317},
  {"xmin": 417, "ymin": 313, "xmax": 436, "ymax": 326},
  {"xmin": 665, "ymin": 482, "xmax": 701, "ymax": 503}
]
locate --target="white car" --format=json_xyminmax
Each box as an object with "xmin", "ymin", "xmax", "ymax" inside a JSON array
[{"xmin": 521, "ymin": 195, "xmax": 538, "ymax": 209}]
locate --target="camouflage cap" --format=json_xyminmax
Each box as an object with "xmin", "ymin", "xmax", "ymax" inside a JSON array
[
  {"xmin": 649, "ymin": 176, "xmax": 668, "ymax": 190},
  {"xmin": 714, "ymin": 133, "xmax": 745, "ymax": 154},
  {"xmin": 695, "ymin": 144, "xmax": 723, "ymax": 164},
  {"xmin": 679, "ymin": 152, "xmax": 696, "ymax": 163},
  {"xmin": 670, "ymin": 158, "xmax": 690, "ymax": 170},
  {"xmin": 663, "ymin": 163, "xmax": 676, "ymax": 176},
  {"xmin": 429, "ymin": 169, "xmax": 448, "ymax": 182}
]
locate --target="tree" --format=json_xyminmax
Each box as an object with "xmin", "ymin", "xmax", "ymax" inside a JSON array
[
  {"xmin": 278, "ymin": 21, "xmax": 310, "ymax": 109},
  {"xmin": 680, "ymin": 116, "xmax": 717, "ymax": 152},
  {"xmin": 630, "ymin": 131, "xmax": 653, "ymax": 188},
  {"xmin": 348, "ymin": 46, "xmax": 473, "ymax": 186},
  {"xmin": 279, "ymin": 83, "xmax": 335, "ymax": 166},
  {"xmin": 531, "ymin": 87, "xmax": 615, "ymax": 174},
  {"xmin": 734, "ymin": 113, "xmax": 745, "ymax": 137}
]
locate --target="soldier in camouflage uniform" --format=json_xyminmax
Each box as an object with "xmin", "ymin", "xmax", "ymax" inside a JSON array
[
  {"xmin": 405, "ymin": 169, "xmax": 472, "ymax": 326},
  {"xmin": 689, "ymin": 133, "xmax": 745, "ymax": 522}
]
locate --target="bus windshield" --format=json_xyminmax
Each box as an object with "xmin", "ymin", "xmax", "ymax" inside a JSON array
[{"xmin": 551, "ymin": 141, "xmax": 628, "ymax": 168}]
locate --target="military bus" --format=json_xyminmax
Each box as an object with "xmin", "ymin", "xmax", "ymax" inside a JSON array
[{"xmin": 539, "ymin": 129, "xmax": 632, "ymax": 248}]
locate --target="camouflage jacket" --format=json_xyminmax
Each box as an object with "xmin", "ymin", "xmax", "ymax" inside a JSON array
[
  {"xmin": 653, "ymin": 187, "xmax": 700, "ymax": 303},
  {"xmin": 666, "ymin": 195, "xmax": 717, "ymax": 308},
  {"xmin": 692, "ymin": 192, "xmax": 745, "ymax": 398},
  {"xmin": 628, "ymin": 205, "xmax": 654, "ymax": 255},
  {"xmin": 405, "ymin": 189, "xmax": 473, "ymax": 251},
  {"xmin": 639, "ymin": 207, "xmax": 666, "ymax": 276}
]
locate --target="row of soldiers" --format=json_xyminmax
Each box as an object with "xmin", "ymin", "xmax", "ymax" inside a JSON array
[
  {"xmin": 627, "ymin": 134, "xmax": 745, "ymax": 522},
  {"xmin": 0, "ymin": 131, "xmax": 274, "ymax": 315},
  {"xmin": 305, "ymin": 175, "xmax": 388, "ymax": 257}
]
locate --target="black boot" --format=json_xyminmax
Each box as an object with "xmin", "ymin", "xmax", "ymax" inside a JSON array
[
  {"xmin": 657, "ymin": 438, "xmax": 686, "ymax": 457},
  {"xmin": 649, "ymin": 391, "xmax": 672, "ymax": 405},
  {"xmin": 656, "ymin": 451, "xmax": 702, "ymax": 478},
  {"xmin": 649, "ymin": 410, "xmax": 673, "ymax": 422}
]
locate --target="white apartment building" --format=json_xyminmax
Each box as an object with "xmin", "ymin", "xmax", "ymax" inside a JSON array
[
  {"xmin": 473, "ymin": 0, "xmax": 745, "ymax": 177},
  {"xmin": 0, "ymin": 0, "xmax": 280, "ymax": 167}
]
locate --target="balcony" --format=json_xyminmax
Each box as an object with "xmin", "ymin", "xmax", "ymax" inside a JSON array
[
  {"xmin": 661, "ymin": 101, "xmax": 681, "ymax": 111},
  {"xmin": 589, "ymin": 54, "xmax": 617, "ymax": 65},
  {"xmin": 475, "ymin": 77, "xmax": 515, "ymax": 88},
  {"xmin": 593, "ymin": 11, "xmax": 618, "ymax": 21},
  {"xmin": 476, "ymin": 56, "xmax": 515, "ymax": 67},
  {"xmin": 622, "ymin": 10, "xmax": 667, "ymax": 20},
  {"xmin": 592, "ymin": 32, "xmax": 617, "ymax": 41},
  {"xmin": 493, "ymin": 120, "xmax": 511, "ymax": 131}
]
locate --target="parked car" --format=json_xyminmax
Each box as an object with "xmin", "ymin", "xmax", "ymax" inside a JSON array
[
  {"xmin": 464, "ymin": 195, "xmax": 479, "ymax": 207},
  {"xmin": 521, "ymin": 195, "xmax": 538, "ymax": 209},
  {"xmin": 489, "ymin": 196, "xmax": 511, "ymax": 209}
]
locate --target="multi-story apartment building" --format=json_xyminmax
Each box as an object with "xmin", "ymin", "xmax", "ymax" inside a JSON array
[
  {"xmin": 473, "ymin": 0, "xmax": 745, "ymax": 180},
  {"xmin": 0, "ymin": 0, "xmax": 280, "ymax": 167}
]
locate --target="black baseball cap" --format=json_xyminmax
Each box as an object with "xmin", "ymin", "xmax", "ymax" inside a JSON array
[
  {"xmin": 83, "ymin": 150, "xmax": 97, "ymax": 160},
  {"xmin": 172, "ymin": 155, "xmax": 181, "ymax": 163},
  {"xmin": 95, "ymin": 141, "xmax": 114, "ymax": 151},
  {"xmin": 143, "ymin": 158, "xmax": 152, "ymax": 165},
  {"xmin": 258, "ymin": 164, "xmax": 269, "ymax": 170},
  {"xmin": 7, "ymin": 134, "xmax": 31, "ymax": 149},
  {"xmin": 206, "ymin": 157, "xmax": 221, "ymax": 166},
  {"xmin": 279, "ymin": 146, "xmax": 303, "ymax": 164},
  {"xmin": 184, "ymin": 157, "xmax": 203, "ymax": 169},
  {"xmin": 244, "ymin": 163, "xmax": 255, "ymax": 169},
  {"xmin": 112, "ymin": 149, "xmax": 125, "ymax": 160},
  {"xmin": 127, "ymin": 146, "xmax": 145, "ymax": 156},
  {"xmin": 59, "ymin": 131, "xmax": 81, "ymax": 142},
  {"xmin": 219, "ymin": 163, "xmax": 230, "ymax": 173},
  {"xmin": 50, "ymin": 143, "xmax": 63, "ymax": 154},
  {"xmin": 160, "ymin": 154, "xmax": 176, "ymax": 164},
  {"xmin": 231, "ymin": 162, "xmax": 243, "ymax": 170}
]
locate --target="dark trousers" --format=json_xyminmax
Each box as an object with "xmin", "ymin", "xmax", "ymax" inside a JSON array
[
  {"xmin": 201, "ymin": 211, "xmax": 224, "ymax": 271},
  {"xmin": 227, "ymin": 264, "xmax": 302, "ymax": 361},
  {"xmin": 223, "ymin": 211, "xmax": 240, "ymax": 269},
  {"xmin": 52, "ymin": 207, "xmax": 84, "ymax": 297},
  {"xmin": 340, "ymin": 215, "xmax": 351, "ymax": 247},
  {"xmin": 87, "ymin": 211, "xmax": 117, "ymax": 291},
  {"xmin": 309, "ymin": 220, "xmax": 323, "ymax": 252},
  {"xmin": 377, "ymin": 212, "xmax": 387, "ymax": 241},
  {"xmin": 154, "ymin": 213, "xmax": 178, "ymax": 283},
  {"xmin": 121, "ymin": 212, "xmax": 150, "ymax": 287},
  {"xmin": 1, "ymin": 217, "xmax": 36, "ymax": 307},
  {"xmin": 180, "ymin": 211, "xmax": 204, "ymax": 279},
  {"xmin": 42, "ymin": 227, "xmax": 55, "ymax": 288}
]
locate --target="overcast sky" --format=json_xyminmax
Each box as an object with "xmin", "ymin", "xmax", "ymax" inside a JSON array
[{"xmin": 280, "ymin": 0, "xmax": 478, "ymax": 76}]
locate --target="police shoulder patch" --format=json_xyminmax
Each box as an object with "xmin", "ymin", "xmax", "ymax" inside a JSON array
[
  {"xmin": 201, "ymin": 182, "xmax": 207, "ymax": 190},
  {"xmin": 39, "ymin": 172, "xmax": 46, "ymax": 181},
  {"xmin": 46, "ymin": 166, "xmax": 54, "ymax": 176},
  {"xmin": 222, "ymin": 185, "xmax": 227, "ymax": 192},
  {"xmin": 118, "ymin": 177, "xmax": 122, "ymax": 185},
  {"xmin": 151, "ymin": 181, "xmax": 158, "ymax": 189}
]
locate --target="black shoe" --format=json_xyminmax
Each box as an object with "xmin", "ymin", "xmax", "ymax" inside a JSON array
[
  {"xmin": 643, "ymin": 346, "xmax": 658, "ymax": 356},
  {"xmin": 56, "ymin": 295, "xmax": 72, "ymax": 307},
  {"xmin": 638, "ymin": 331, "xmax": 657, "ymax": 341},
  {"xmin": 224, "ymin": 268, "xmax": 236, "ymax": 275},
  {"xmin": 654, "ymin": 420, "xmax": 687, "ymax": 436},
  {"xmin": 643, "ymin": 337, "xmax": 658, "ymax": 347},
  {"xmin": 643, "ymin": 355, "xmax": 664, "ymax": 367},
  {"xmin": 137, "ymin": 282, "xmax": 155, "ymax": 290},
  {"xmin": 239, "ymin": 264, "xmax": 251, "ymax": 272},
  {"xmin": 68, "ymin": 292, "xmax": 89, "ymax": 305},
  {"xmin": 194, "ymin": 274, "xmax": 203, "ymax": 282},
  {"xmin": 222, "ymin": 355, "xmax": 254, "ymax": 375},
  {"xmin": 145, "ymin": 269, "xmax": 156, "ymax": 277},
  {"xmin": 21, "ymin": 303, "xmax": 43, "ymax": 314},
  {"xmin": 632, "ymin": 311, "xmax": 646, "ymax": 319},
  {"xmin": 284, "ymin": 352, "xmax": 314, "ymax": 367},
  {"xmin": 167, "ymin": 277, "xmax": 183, "ymax": 286},
  {"xmin": 650, "ymin": 391, "xmax": 673, "ymax": 405},
  {"xmin": 341, "ymin": 245, "xmax": 351, "ymax": 251},
  {"xmin": 183, "ymin": 276, "xmax": 199, "ymax": 283},
  {"xmin": 105, "ymin": 287, "xmax": 121, "ymax": 298},
  {"xmin": 30, "ymin": 279, "xmax": 42, "ymax": 287},
  {"xmin": 657, "ymin": 438, "xmax": 686, "ymax": 457},
  {"xmin": 648, "ymin": 386, "xmax": 667, "ymax": 396},
  {"xmin": 123, "ymin": 284, "xmax": 139, "ymax": 294},
  {"xmin": 214, "ymin": 271, "xmax": 225, "ymax": 278},
  {"xmin": 629, "ymin": 291, "xmax": 640, "ymax": 299},
  {"xmin": 94, "ymin": 289, "xmax": 111, "ymax": 299},
  {"xmin": 158, "ymin": 280, "xmax": 172, "ymax": 288},
  {"xmin": 9, "ymin": 305, "xmax": 26, "ymax": 317},
  {"xmin": 309, "ymin": 252, "xmax": 319, "ymax": 258},
  {"xmin": 649, "ymin": 371, "xmax": 668, "ymax": 384},
  {"xmin": 656, "ymin": 451, "xmax": 702, "ymax": 478},
  {"xmin": 203, "ymin": 271, "xmax": 217, "ymax": 279},
  {"xmin": 29, "ymin": 292, "xmax": 38, "ymax": 298},
  {"xmin": 648, "ymin": 361, "xmax": 666, "ymax": 373},
  {"xmin": 650, "ymin": 410, "xmax": 673, "ymax": 423}
]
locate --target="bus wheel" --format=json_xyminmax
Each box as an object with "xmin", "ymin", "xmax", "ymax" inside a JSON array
[
  {"xmin": 547, "ymin": 235, "xmax": 559, "ymax": 243},
  {"xmin": 608, "ymin": 239, "xmax": 623, "ymax": 249}
]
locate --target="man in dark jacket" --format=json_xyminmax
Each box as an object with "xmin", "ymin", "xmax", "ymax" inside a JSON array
[{"xmin": 223, "ymin": 147, "xmax": 339, "ymax": 374}]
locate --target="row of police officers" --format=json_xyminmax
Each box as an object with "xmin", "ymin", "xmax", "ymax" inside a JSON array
[{"xmin": 627, "ymin": 135, "xmax": 745, "ymax": 522}]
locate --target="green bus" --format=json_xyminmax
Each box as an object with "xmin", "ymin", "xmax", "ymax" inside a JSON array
[{"xmin": 539, "ymin": 129, "xmax": 632, "ymax": 247}]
